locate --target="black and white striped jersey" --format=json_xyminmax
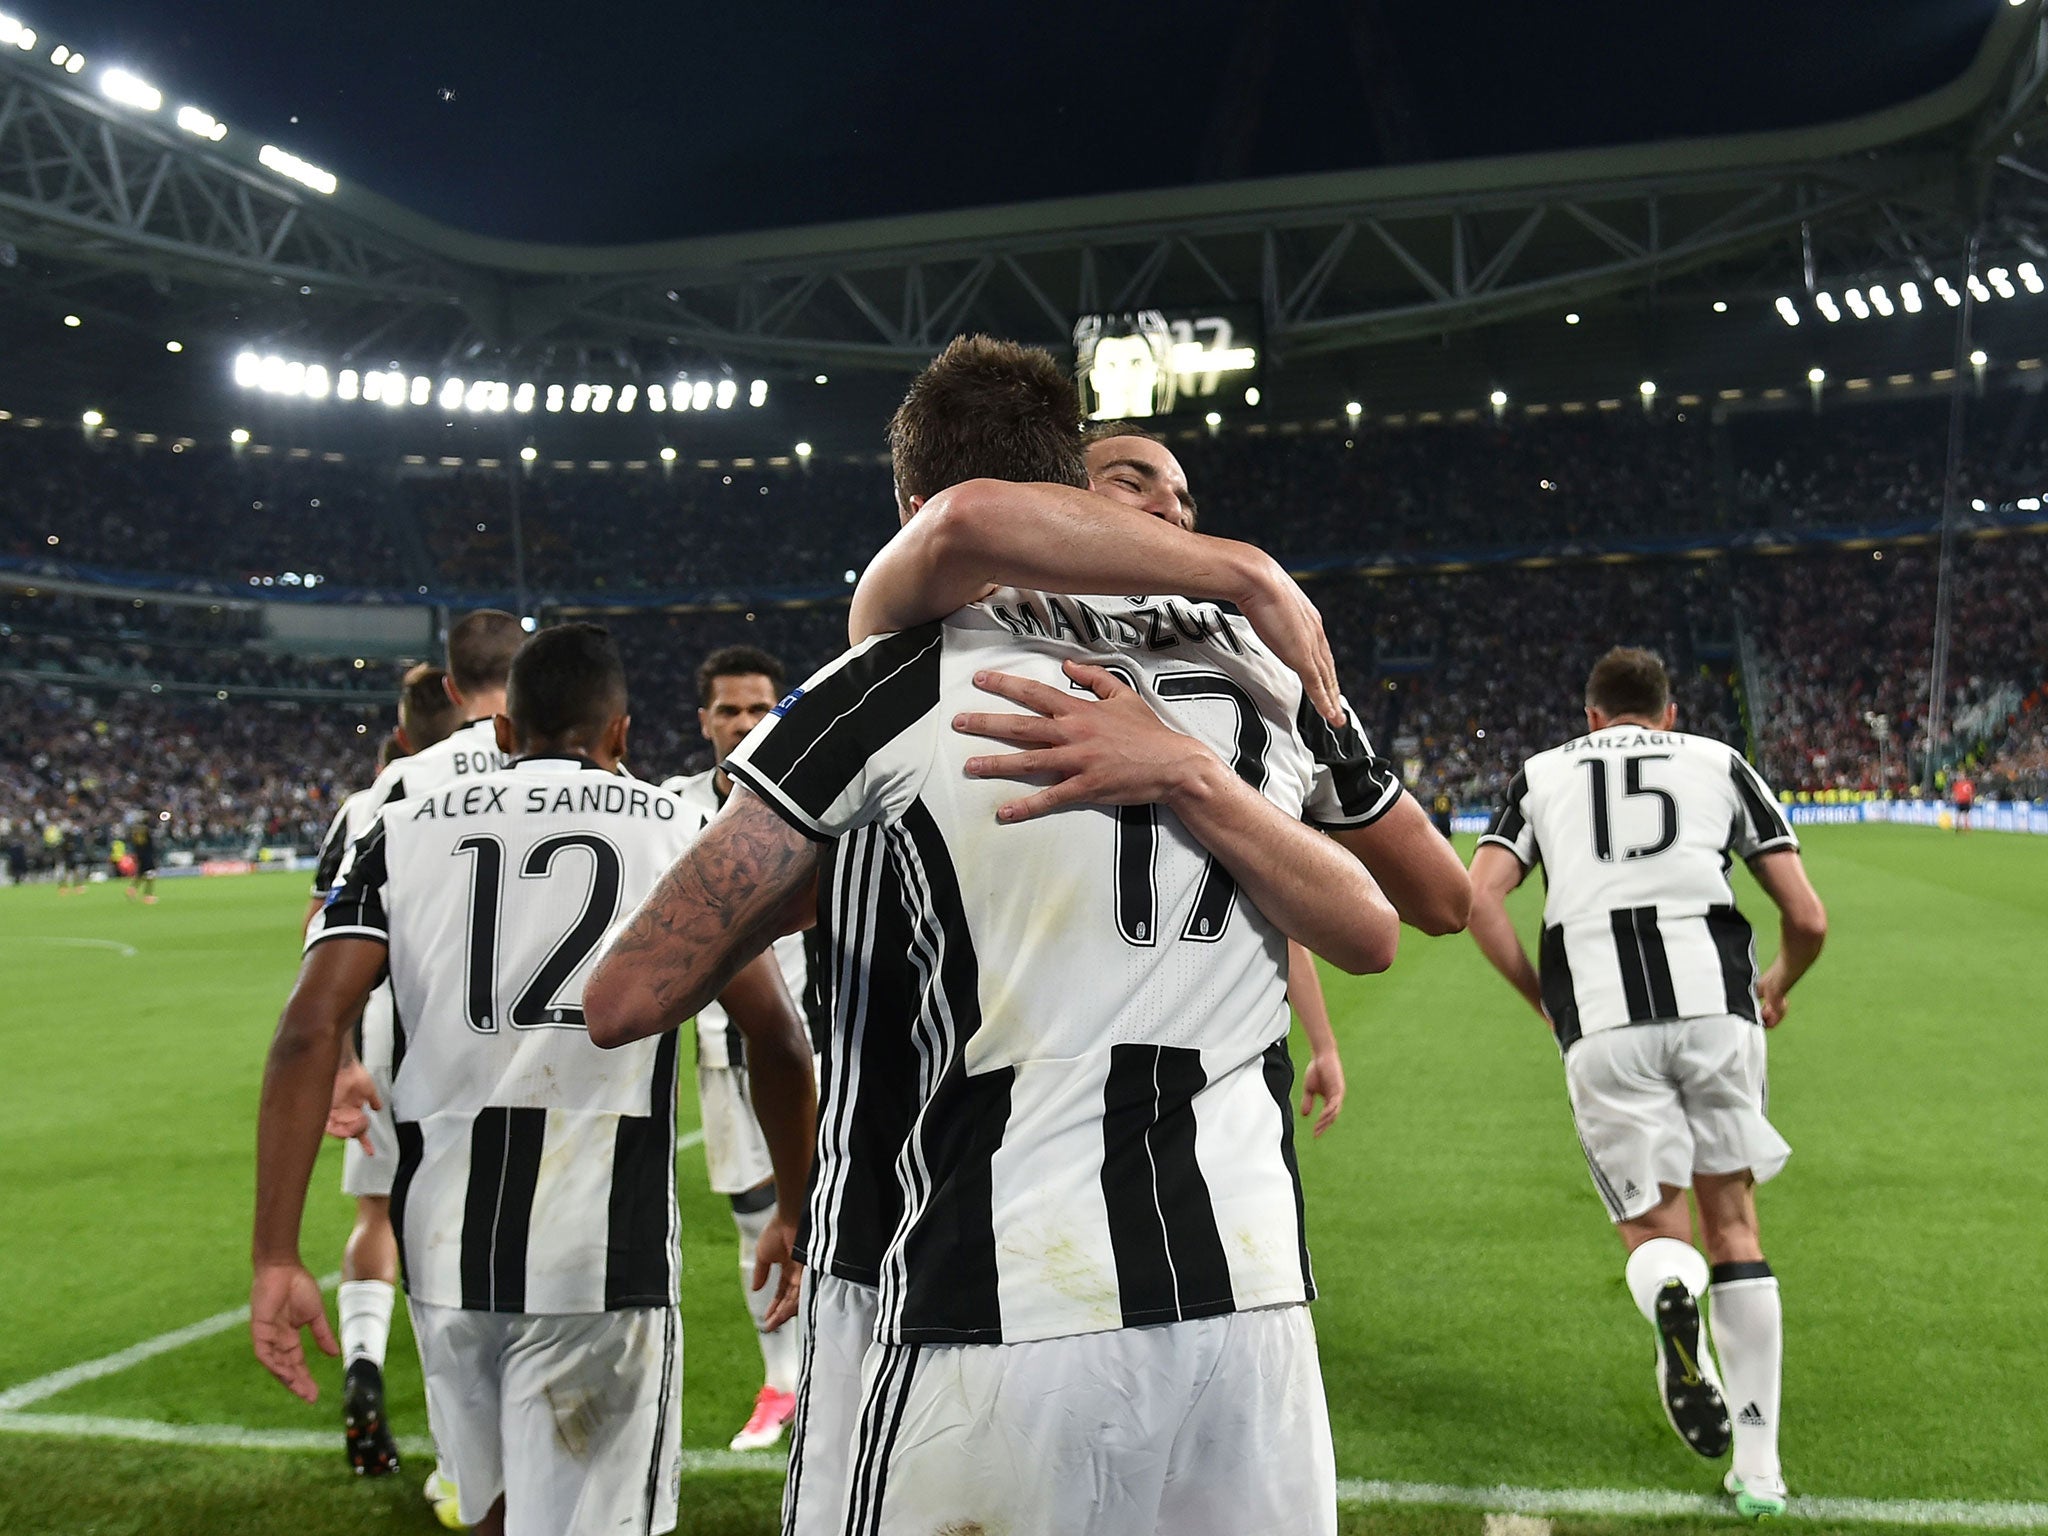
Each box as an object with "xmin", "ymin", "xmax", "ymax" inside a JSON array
[
  {"xmin": 724, "ymin": 589, "xmax": 1401, "ymax": 1345},
  {"xmin": 308, "ymin": 757, "xmax": 699, "ymax": 1314},
  {"xmin": 1480, "ymin": 727, "xmax": 1798, "ymax": 1049},
  {"xmin": 661, "ymin": 768, "xmax": 814, "ymax": 1070},
  {"xmin": 310, "ymin": 786, "xmax": 379, "ymax": 898}
]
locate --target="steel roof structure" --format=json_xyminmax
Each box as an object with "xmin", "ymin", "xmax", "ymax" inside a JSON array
[{"xmin": 5, "ymin": 3, "xmax": 2048, "ymax": 394}]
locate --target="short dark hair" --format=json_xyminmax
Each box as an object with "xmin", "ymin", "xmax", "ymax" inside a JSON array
[
  {"xmin": 1082, "ymin": 419, "xmax": 1167, "ymax": 448},
  {"xmin": 397, "ymin": 663, "xmax": 461, "ymax": 751},
  {"xmin": 887, "ymin": 335, "xmax": 1087, "ymax": 508},
  {"xmin": 445, "ymin": 610, "xmax": 526, "ymax": 697},
  {"xmin": 506, "ymin": 623, "xmax": 628, "ymax": 744},
  {"xmin": 376, "ymin": 729, "xmax": 407, "ymax": 771},
  {"xmin": 1585, "ymin": 647, "xmax": 1671, "ymax": 719},
  {"xmin": 696, "ymin": 645, "xmax": 785, "ymax": 707}
]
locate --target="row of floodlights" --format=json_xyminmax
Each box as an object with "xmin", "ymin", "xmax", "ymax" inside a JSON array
[
  {"xmin": 232, "ymin": 354, "xmax": 770, "ymax": 413},
  {"xmin": 1773, "ymin": 268, "xmax": 2044, "ymax": 326},
  {"xmin": 0, "ymin": 11, "xmax": 336, "ymax": 193}
]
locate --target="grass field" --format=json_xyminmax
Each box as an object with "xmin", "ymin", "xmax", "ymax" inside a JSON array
[{"xmin": 2, "ymin": 825, "xmax": 2044, "ymax": 1535}]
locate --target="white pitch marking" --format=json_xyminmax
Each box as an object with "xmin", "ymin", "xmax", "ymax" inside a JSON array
[
  {"xmin": 1483, "ymin": 1515, "xmax": 1553, "ymax": 1536},
  {"xmin": 678, "ymin": 1128, "xmax": 705, "ymax": 1153},
  {"xmin": 0, "ymin": 1274, "xmax": 339, "ymax": 1412},
  {"xmin": 1337, "ymin": 1478, "xmax": 2048, "ymax": 1530},
  {"xmin": 0, "ymin": 936, "xmax": 138, "ymax": 958}
]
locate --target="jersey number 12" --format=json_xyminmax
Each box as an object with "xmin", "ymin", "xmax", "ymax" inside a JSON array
[{"xmin": 452, "ymin": 833, "xmax": 622, "ymax": 1031}]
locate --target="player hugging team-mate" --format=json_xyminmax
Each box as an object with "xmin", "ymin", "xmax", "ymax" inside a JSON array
[
  {"xmin": 1468, "ymin": 646, "xmax": 1828, "ymax": 1521},
  {"xmin": 254, "ymin": 622, "xmax": 817, "ymax": 1536},
  {"xmin": 586, "ymin": 335, "xmax": 1471, "ymax": 1536}
]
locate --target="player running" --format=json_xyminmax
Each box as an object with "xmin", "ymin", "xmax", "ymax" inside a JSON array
[
  {"xmin": 658, "ymin": 644, "xmax": 816, "ymax": 1453},
  {"xmin": 1952, "ymin": 771, "xmax": 1975, "ymax": 833},
  {"xmin": 1466, "ymin": 647, "xmax": 1827, "ymax": 1520},
  {"xmin": 587, "ymin": 338, "xmax": 1444, "ymax": 1536},
  {"xmin": 254, "ymin": 624, "xmax": 817, "ymax": 1536},
  {"xmin": 303, "ymin": 663, "xmax": 461, "ymax": 1481},
  {"xmin": 124, "ymin": 818, "xmax": 160, "ymax": 904}
]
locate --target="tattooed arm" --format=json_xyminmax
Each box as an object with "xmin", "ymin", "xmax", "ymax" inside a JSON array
[{"xmin": 584, "ymin": 786, "xmax": 822, "ymax": 1050}]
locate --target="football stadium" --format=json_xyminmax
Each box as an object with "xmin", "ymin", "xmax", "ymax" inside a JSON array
[{"xmin": 2, "ymin": 4, "xmax": 2046, "ymax": 1534}]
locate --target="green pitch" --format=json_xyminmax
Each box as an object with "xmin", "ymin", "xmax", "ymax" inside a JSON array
[{"xmin": 1, "ymin": 826, "xmax": 2042, "ymax": 1534}]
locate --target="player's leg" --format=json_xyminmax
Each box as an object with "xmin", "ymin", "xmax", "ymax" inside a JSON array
[
  {"xmin": 1156, "ymin": 1304, "xmax": 1337, "ymax": 1536},
  {"xmin": 1567, "ymin": 1025, "xmax": 1731, "ymax": 1459},
  {"xmin": 847, "ymin": 1330, "xmax": 1177, "ymax": 1536},
  {"xmin": 498, "ymin": 1305, "xmax": 682, "ymax": 1536},
  {"xmin": 698, "ymin": 1061, "xmax": 798, "ymax": 1450},
  {"xmin": 783, "ymin": 1272, "xmax": 878, "ymax": 1536},
  {"xmin": 1679, "ymin": 1014, "xmax": 1793, "ymax": 1517},
  {"xmin": 338, "ymin": 994, "xmax": 405, "ymax": 1476}
]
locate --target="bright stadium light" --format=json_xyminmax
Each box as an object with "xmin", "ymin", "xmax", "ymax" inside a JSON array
[
  {"xmin": 591, "ymin": 384, "xmax": 614, "ymax": 413},
  {"xmin": 1869, "ymin": 285, "xmax": 1894, "ymax": 316},
  {"xmin": 463, "ymin": 380, "xmax": 489, "ymax": 413},
  {"xmin": 1808, "ymin": 367, "xmax": 1826, "ymax": 384},
  {"xmin": 519, "ymin": 445, "xmax": 538, "ymax": 463},
  {"xmin": 439, "ymin": 377, "xmax": 464, "ymax": 411},
  {"xmin": 1488, "ymin": 389, "xmax": 1508, "ymax": 407},
  {"xmin": 1775, "ymin": 295, "xmax": 1801, "ymax": 326},
  {"xmin": 176, "ymin": 105, "xmax": 227, "ymax": 141},
  {"xmin": 1968, "ymin": 275, "xmax": 1992, "ymax": 303},
  {"xmin": 715, "ymin": 379, "xmax": 737, "ymax": 410},
  {"xmin": 1204, "ymin": 410, "xmax": 1222, "ymax": 427},
  {"xmin": 570, "ymin": 384, "xmax": 590, "ymax": 414},
  {"xmin": 647, "ymin": 384, "xmax": 667, "ymax": 412},
  {"xmin": 1971, "ymin": 348, "xmax": 1989, "ymax": 367},
  {"xmin": 0, "ymin": 14, "xmax": 34, "ymax": 50},
  {"xmin": 230, "ymin": 427, "xmax": 250, "ymax": 444},
  {"xmin": 692, "ymin": 380, "xmax": 713, "ymax": 411},
  {"xmin": 259, "ymin": 144, "xmax": 337, "ymax": 195},
  {"xmin": 234, "ymin": 351, "xmax": 260, "ymax": 388},
  {"xmin": 63, "ymin": 48, "xmax": 82, "ymax": 72},
  {"xmin": 617, "ymin": 383, "xmax": 638, "ymax": 413},
  {"xmin": 385, "ymin": 371, "xmax": 409, "ymax": 407},
  {"xmin": 1564, "ymin": 312, "xmax": 1581, "ymax": 325},
  {"xmin": 2023, "ymin": 262, "xmax": 2046, "ymax": 294},
  {"xmin": 795, "ymin": 441, "xmax": 813, "ymax": 458},
  {"xmin": 659, "ymin": 446, "xmax": 678, "ymax": 462},
  {"xmin": 99, "ymin": 68, "xmax": 162, "ymax": 111},
  {"xmin": 1901, "ymin": 281, "xmax": 1923, "ymax": 313},
  {"xmin": 81, "ymin": 409, "xmax": 103, "ymax": 427},
  {"xmin": 62, "ymin": 313, "xmax": 81, "ymax": 328},
  {"xmin": 304, "ymin": 364, "xmax": 330, "ymax": 399},
  {"xmin": 1815, "ymin": 292, "xmax": 1841, "ymax": 322},
  {"xmin": 1843, "ymin": 289, "xmax": 1870, "ymax": 319},
  {"xmin": 749, "ymin": 379, "xmax": 768, "ymax": 407},
  {"xmin": 1935, "ymin": 276, "xmax": 1962, "ymax": 308},
  {"xmin": 1638, "ymin": 379, "xmax": 1657, "ymax": 398},
  {"xmin": 165, "ymin": 340, "xmax": 183, "ymax": 352},
  {"xmin": 546, "ymin": 383, "xmax": 565, "ymax": 413},
  {"xmin": 514, "ymin": 382, "xmax": 535, "ymax": 412},
  {"xmin": 814, "ymin": 373, "xmax": 829, "ymax": 384},
  {"xmin": 337, "ymin": 369, "xmax": 360, "ymax": 400},
  {"xmin": 1345, "ymin": 400, "xmax": 1363, "ymax": 418}
]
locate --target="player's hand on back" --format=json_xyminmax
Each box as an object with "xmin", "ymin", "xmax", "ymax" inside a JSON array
[
  {"xmin": 957, "ymin": 661, "xmax": 1215, "ymax": 823},
  {"xmin": 250, "ymin": 1261, "xmax": 339, "ymax": 1403},
  {"xmin": 324, "ymin": 1059, "xmax": 382, "ymax": 1150},
  {"xmin": 1234, "ymin": 552, "xmax": 1344, "ymax": 727}
]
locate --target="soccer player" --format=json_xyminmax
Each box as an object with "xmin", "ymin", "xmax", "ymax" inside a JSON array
[
  {"xmin": 659, "ymin": 644, "xmax": 814, "ymax": 1452},
  {"xmin": 1466, "ymin": 647, "xmax": 1828, "ymax": 1520},
  {"xmin": 253, "ymin": 624, "xmax": 817, "ymax": 1536},
  {"xmin": 1952, "ymin": 771, "xmax": 1975, "ymax": 833},
  {"xmin": 303, "ymin": 663, "xmax": 462, "ymax": 1480},
  {"xmin": 587, "ymin": 337, "xmax": 1425, "ymax": 1536},
  {"xmin": 1431, "ymin": 785, "xmax": 1455, "ymax": 840},
  {"xmin": 125, "ymin": 818, "xmax": 159, "ymax": 904}
]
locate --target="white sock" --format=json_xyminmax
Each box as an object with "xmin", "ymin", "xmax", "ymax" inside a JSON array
[
  {"xmin": 1710, "ymin": 1263, "xmax": 1783, "ymax": 1484},
  {"xmin": 1624, "ymin": 1237, "xmax": 1711, "ymax": 1323},
  {"xmin": 337, "ymin": 1279, "xmax": 395, "ymax": 1370},
  {"xmin": 732, "ymin": 1202, "xmax": 799, "ymax": 1394}
]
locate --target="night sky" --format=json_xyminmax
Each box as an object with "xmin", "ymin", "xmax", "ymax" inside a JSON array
[{"xmin": 38, "ymin": 1, "xmax": 2002, "ymax": 245}]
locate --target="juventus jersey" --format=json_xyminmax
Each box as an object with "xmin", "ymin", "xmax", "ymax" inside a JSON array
[
  {"xmin": 725, "ymin": 589, "xmax": 1401, "ymax": 1345},
  {"xmin": 309, "ymin": 757, "xmax": 699, "ymax": 1314},
  {"xmin": 662, "ymin": 768, "xmax": 814, "ymax": 1070},
  {"xmin": 1481, "ymin": 727, "xmax": 1798, "ymax": 1049},
  {"xmin": 311, "ymin": 786, "xmax": 380, "ymax": 898}
]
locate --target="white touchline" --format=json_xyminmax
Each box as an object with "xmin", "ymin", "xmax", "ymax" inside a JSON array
[
  {"xmin": 0, "ymin": 936, "xmax": 138, "ymax": 957},
  {"xmin": 1483, "ymin": 1515, "xmax": 1553, "ymax": 1536},
  {"xmin": 1336, "ymin": 1478, "xmax": 2048, "ymax": 1530},
  {"xmin": 0, "ymin": 1274, "xmax": 342, "ymax": 1412}
]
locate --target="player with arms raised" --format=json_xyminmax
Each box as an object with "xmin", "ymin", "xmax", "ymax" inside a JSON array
[
  {"xmin": 253, "ymin": 625, "xmax": 817, "ymax": 1536},
  {"xmin": 1467, "ymin": 647, "xmax": 1827, "ymax": 1520}
]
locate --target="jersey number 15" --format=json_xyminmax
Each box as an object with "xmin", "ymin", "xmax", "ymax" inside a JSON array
[{"xmin": 1583, "ymin": 755, "xmax": 1678, "ymax": 862}]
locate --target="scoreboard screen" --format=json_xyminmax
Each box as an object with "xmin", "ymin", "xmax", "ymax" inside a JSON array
[{"xmin": 1072, "ymin": 307, "xmax": 1262, "ymax": 421}]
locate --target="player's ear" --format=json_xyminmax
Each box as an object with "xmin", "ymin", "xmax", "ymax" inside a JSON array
[
  {"xmin": 443, "ymin": 674, "xmax": 462, "ymax": 708},
  {"xmin": 1662, "ymin": 702, "xmax": 1678, "ymax": 730},
  {"xmin": 493, "ymin": 714, "xmax": 517, "ymax": 755},
  {"xmin": 393, "ymin": 726, "xmax": 414, "ymax": 755},
  {"xmin": 606, "ymin": 714, "xmax": 631, "ymax": 768},
  {"xmin": 698, "ymin": 707, "xmax": 713, "ymax": 742},
  {"xmin": 1585, "ymin": 706, "xmax": 1601, "ymax": 734}
]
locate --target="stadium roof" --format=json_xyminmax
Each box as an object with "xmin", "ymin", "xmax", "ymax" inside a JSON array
[{"xmin": 5, "ymin": 2, "xmax": 2048, "ymax": 424}]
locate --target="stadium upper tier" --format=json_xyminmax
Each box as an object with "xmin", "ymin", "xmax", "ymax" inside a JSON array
[{"xmin": 2, "ymin": 393, "xmax": 2043, "ymax": 600}]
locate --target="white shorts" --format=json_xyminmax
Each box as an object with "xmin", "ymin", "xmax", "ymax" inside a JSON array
[
  {"xmin": 783, "ymin": 1270, "xmax": 878, "ymax": 1536},
  {"xmin": 1565, "ymin": 1013, "xmax": 1792, "ymax": 1223},
  {"xmin": 698, "ymin": 1063, "xmax": 773, "ymax": 1196},
  {"xmin": 408, "ymin": 1300, "xmax": 681, "ymax": 1536},
  {"xmin": 843, "ymin": 1305, "xmax": 1335, "ymax": 1536},
  {"xmin": 341, "ymin": 987, "xmax": 398, "ymax": 1199}
]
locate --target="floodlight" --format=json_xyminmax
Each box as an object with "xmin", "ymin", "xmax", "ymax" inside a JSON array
[
  {"xmin": 440, "ymin": 378, "xmax": 464, "ymax": 411},
  {"xmin": 176, "ymin": 105, "xmax": 227, "ymax": 141},
  {"xmin": 1900, "ymin": 282, "xmax": 1923, "ymax": 313},
  {"xmin": 49, "ymin": 43, "xmax": 66, "ymax": 63},
  {"xmin": 1970, "ymin": 349, "xmax": 1989, "ymax": 367},
  {"xmin": 234, "ymin": 351, "xmax": 261, "ymax": 388},
  {"xmin": 409, "ymin": 375, "xmax": 430, "ymax": 405},
  {"xmin": 166, "ymin": 340, "xmax": 183, "ymax": 353},
  {"xmin": 514, "ymin": 383, "xmax": 535, "ymax": 412},
  {"xmin": 337, "ymin": 369, "xmax": 359, "ymax": 400},
  {"xmin": 62, "ymin": 314, "xmax": 81, "ymax": 328},
  {"xmin": 304, "ymin": 364, "xmax": 330, "ymax": 399},
  {"xmin": 659, "ymin": 446, "xmax": 678, "ymax": 462},
  {"xmin": 1968, "ymin": 275, "xmax": 1992, "ymax": 302},
  {"xmin": 570, "ymin": 385, "xmax": 590, "ymax": 414},
  {"xmin": 81, "ymin": 409, "xmax": 103, "ymax": 427},
  {"xmin": 1869, "ymin": 285, "xmax": 1894, "ymax": 316},
  {"xmin": 0, "ymin": 14, "xmax": 32, "ymax": 50},
  {"xmin": 1807, "ymin": 367, "xmax": 1825, "ymax": 384},
  {"xmin": 1638, "ymin": 380, "xmax": 1657, "ymax": 397},
  {"xmin": 648, "ymin": 385, "xmax": 667, "ymax": 412},
  {"xmin": 749, "ymin": 379, "xmax": 768, "ymax": 407},
  {"xmin": 692, "ymin": 381, "xmax": 713, "ymax": 411},
  {"xmin": 545, "ymin": 384, "xmax": 565, "ymax": 412},
  {"xmin": 230, "ymin": 428, "xmax": 250, "ymax": 444},
  {"xmin": 795, "ymin": 441, "xmax": 813, "ymax": 458},
  {"xmin": 1564, "ymin": 313, "xmax": 1580, "ymax": 325},
  {"xmin": 1843, "ymin": 289, "xmax": 1870, "ymax": 319},
  {"xmin": 618, "ymin": 384, "xmax": 638, "ymax": 413},
  {"xmin": 519, "ymin": 445, "xmax": 538, "ymax": 463},
  {"xmin": 1244, "ymin": 386, "xmax": 1261, "ymax": 405},
  {"xmin": 387, "ymin": 372, "xmax": 410, "ymax": 407},
  {"xmin": 1489, "ymin": 389, "xmax": 1508, "ymax": 407},
  {"xmin": 814, "ymin": 374, "xmax": 829, "ymax": 384},
  {"xmin": 2022, "ymin": 498, "xmax": 2043, "ymax": 512},
  {"xmin": 1713, "ymin": 300, "xmax": 1728, "ymax": 313},
  {"xmin": 259, "ymin": 145, "xmax": 337, "ymax": 195},
  {"xmin": 715, "ymin": 379, "xmax": 737, "ymax": 410},
  {"xmin": 1815, "ymin": 293, "xmax": 1841, "ymax": 322},
  {"xmin": 100, "ymin": 69, "xmax": 162, "ymax": 111},
  {"xmin": 463, "ymin": 381, "xmax": 488, "ymax": 413},
  {"xmin": 1345, "ymin": 400, "xmax": 1363, "ymax": 417},
  {"xmin": 591, "ymin": 384, "xmax": 614, "ymax": 413},
  {"xmin": 1775, "ymin": 296, "xmax": 1801, "ymax": 326},
  {"xmin": 63, "ymin": 50, "xmax": 81, "ymax": 72},
  {"xmin": 1204, "ymin": 411, "xmax": 1222, "ymax": 426}
]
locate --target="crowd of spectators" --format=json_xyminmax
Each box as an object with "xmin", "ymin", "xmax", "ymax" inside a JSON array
[{"xmin": 7, "ymin": 393, "xmax": 2048, "ymax": 876}]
